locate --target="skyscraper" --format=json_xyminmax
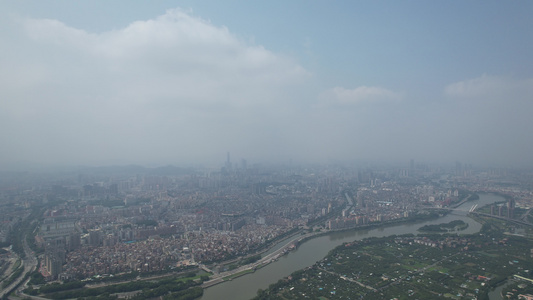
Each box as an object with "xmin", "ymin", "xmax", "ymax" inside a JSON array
[
  {"xmin": 225, "ymin": 152, "xmax": 232, "ymax": 171},
  {"xmin": 508, "ymin": 198, "xmax": 515, "ymax": 219}
]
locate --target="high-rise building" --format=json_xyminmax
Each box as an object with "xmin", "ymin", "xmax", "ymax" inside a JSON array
[
  {"xmin": 44, "ymin": 247, "xmax": 65, "ymax": 279},
  {"xmin": 223, "ymin": 151, "xmax": 232, "ymax": 173},
  {"xmin": 67, "ymin": 232, "xmax": 81, "ymax": 251},
  {"xmin": 226, "ymin": 152, "xmax": 231, "ymax": 167},
  {"xmin": 508, "ymin": 198, "xmax": 515, "ymax": 219},
  {"xmin": 89, "ymin": 229, "xmax": 101, "ymax": 247}
]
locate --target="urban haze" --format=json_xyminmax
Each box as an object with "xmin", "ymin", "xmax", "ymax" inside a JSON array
[{"xmin": 1, "ymin": 1, "xmax": 533, "ymax": 300}]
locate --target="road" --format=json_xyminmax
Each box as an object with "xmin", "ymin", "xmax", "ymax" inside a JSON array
[
  {"xmin": 0, "ymin": 232, "xmax": 38, "ymax": 299},
  {"xmin": 317, "ymin": 267, "xmax": 377, "ymax": 292},
  {"xmin": 202, "ymin": 230, "xmax": 318, "ymax": 288}
]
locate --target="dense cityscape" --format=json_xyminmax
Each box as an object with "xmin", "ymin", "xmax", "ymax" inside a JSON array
[
  {"xmin": 2, "ymin": 1, "xmax": 532, "ymax": 299},
  {"xmin": 2, "ymin": 157, "xmax": 533, "ymax": 299}
]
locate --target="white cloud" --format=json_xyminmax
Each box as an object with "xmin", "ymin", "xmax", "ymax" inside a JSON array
[
  {"xmin": 445, "ymin": 74, "xmax": 533, "ymax": 100},
  {"xmin": 15, "ymin": 9, "xmax": 309, "ymax": 108},
  {"xmin": 440, "ymin": 74, "xmax": 533, "ymax": 166},
  {"xmin": 318, "ymin": 86, "xmax": 401, "ymax": 107},
  {"xmin": 0, "ymin": 8, "xmax": 312, "ymax": 165},
  {"xmin": 1, "ymin": 7, "xmax": 531, "ymax": 167}
]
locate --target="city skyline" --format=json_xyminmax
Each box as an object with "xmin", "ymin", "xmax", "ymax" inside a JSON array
[{"xmin": 1, "ymin": 1, "xmax": 532, "ymax": 168}]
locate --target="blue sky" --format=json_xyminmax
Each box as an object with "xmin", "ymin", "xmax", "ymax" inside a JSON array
[{"xmin": 1, "ymin": 1, "xmax": 532, "ymax": 168}]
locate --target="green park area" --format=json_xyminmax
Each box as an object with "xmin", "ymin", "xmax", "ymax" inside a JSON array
[
  {"xmin": 254, "ymin": 219, "xmax": 533, "ymax": 300},
  {"xmin": 23, "ymin": 271, "xmax": 206, "ymax": 300}
]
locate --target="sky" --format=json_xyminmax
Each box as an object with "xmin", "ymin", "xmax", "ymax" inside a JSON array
[{"xmin": 1, "ymin": 1, "xmax": 532, "ymax": 169}]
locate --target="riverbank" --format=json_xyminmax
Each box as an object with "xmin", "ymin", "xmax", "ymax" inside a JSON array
[
  {"xmin": 203, "ymin": 210, "xmax": 449, "ymax": 288},
  {"xmin": 252, "ymin": 223, "xmax": 531, "ymax": 300},
  {"xmin": 297, "ymin": 210, "xmax": 445, "ymax": 246},
  {"xmin": 202, "ymin": 231, "xmax": 317, "ymax": 288},
  {"xmin": 450, "ymin": 192, "xmax": 480, "ymax": 209},
  {"xmin": 200, "ymin": 193, "xmax": 505, "ymax": 300}
]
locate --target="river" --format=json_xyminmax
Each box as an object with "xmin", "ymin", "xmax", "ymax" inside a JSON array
[{"xmin": 200, "ymin": 193, "xmax": 505, "ymax": 300}]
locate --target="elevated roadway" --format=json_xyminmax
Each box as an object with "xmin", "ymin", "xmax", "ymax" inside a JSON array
[
  {"xmin": 202, "ymin": 230, "xmax": 317, "ymax": 288},
  {"xmin": 0, "ymin": 235, "xmax": 38, "ymax": 299}
]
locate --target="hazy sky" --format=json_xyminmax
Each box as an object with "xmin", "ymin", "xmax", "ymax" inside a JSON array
[{"xmin": 1, "ymin": 1, "xmax": 532, "ymax": 168}]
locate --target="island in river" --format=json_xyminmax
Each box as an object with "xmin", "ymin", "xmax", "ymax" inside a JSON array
[
  {"xmin": 418, "ymin": 220, "xmax": 468, "ymax": 233},
  {"xmin": 253, "ymin": 217, "xmax": 533, "ymax": 300}
]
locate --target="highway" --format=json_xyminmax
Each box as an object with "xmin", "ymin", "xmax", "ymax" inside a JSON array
[
  {"xmin": 202, "ymin": 230, "xmax": 318, "ymax": 288},
  {"xmin": 0, "ymin": 233, "xmax": 38, "ymax": 299}
]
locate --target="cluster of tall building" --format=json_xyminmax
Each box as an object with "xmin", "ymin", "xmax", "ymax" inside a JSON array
[
  {"xmin": 43, "ymin": 247, "xmax": 65, "ymax": 279},
  {"xmin": 489, "ymin": 198, "xmax": 515, "ymax": 219},
  {"xmin": 4, "ymin": 157, "xmax": 531, "ymax": 283},
  {"xmin": 37, "ymin": 218, "xmax": 80, "ymax": 280}
]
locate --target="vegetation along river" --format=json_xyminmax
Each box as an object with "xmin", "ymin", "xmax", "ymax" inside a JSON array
[{"xmin": 200, "ymin": 193, "xmax": 504, "ymax": 300}]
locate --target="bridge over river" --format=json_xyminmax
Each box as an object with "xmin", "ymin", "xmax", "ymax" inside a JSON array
[{"xmin": 426, "ymin": 205, "xmax": 533, "ymax": 228}]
